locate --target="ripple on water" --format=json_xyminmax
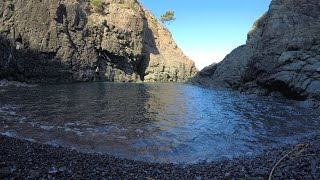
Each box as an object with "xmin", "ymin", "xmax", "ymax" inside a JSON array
[{"xmin": 0, "ymin": 82, "xmax": 319, "ymax": 164}]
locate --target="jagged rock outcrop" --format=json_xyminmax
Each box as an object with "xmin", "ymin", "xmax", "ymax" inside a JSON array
[
  {"xmin": 192, "ymin": 0, "xmax": 320, "ymax": 104},
  {"xmin": 0, "ymin": 0, "xmax": 197, "ymax": 83}
]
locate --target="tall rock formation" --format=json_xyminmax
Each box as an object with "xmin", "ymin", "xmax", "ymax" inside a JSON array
[
  {"xmin": 0, "ymin": 0, "xmax": 197, "ymax": 83},
  {"xmin": 192, "ymin": 0, "xmax": 320, "ymax": 104}
]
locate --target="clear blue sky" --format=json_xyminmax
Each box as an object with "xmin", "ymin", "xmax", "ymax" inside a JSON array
[{"xmin": 138, "ymin": 0, "xmax": 271, "ymax": 70}]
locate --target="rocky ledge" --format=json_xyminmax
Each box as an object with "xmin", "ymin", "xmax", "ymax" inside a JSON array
[
  {"xmin": 191, "ymin": 0, "xmax": 320, "ymax": 106},
  {"xmin": 0, "ymin": 0, "xmax": 197, "ymax": 83},
  {"xmin": 0, "ymin": 134, "xmax": 319, "ymax": 179}
]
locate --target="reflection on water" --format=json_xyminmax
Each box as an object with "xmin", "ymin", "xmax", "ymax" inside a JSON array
[{"xmin": 0, "ymin": 82, "xmax": 319, "ymax": 164}]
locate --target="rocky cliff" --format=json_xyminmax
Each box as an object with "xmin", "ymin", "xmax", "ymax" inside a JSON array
[
  {"xmin": 192, "ymin": 0, "xmax": 320, "ymax": 104},
  {"xmin": 0, "ymin": 0, "xmax": 197, "ymax": 83}
]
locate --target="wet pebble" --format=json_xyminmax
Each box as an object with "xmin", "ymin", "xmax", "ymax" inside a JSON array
[
  {"xmin": 29, "ymin": 170, "xmax": 40, "ymax": 178},
  {"xmin": 0, "ymin": 134, "xmax": 319, "ymax": 179},
  {"xmin": 254, "ymin": 168, "xmax": 267, "ymax": 176},
  {"xmin": 59, "ymin": 166, "xmax": 67, "ymax": 172},
  {"xmin": 48, "ymin": 167, "xmax": 58, "ymax": 174},
  {"xmin": 0, "ymin": 167, "xmax": 12, "ymax": 178}
]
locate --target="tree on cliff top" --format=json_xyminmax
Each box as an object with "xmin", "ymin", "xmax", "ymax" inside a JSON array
[{"xmin": 160, "ymin": 10, "xmax": 176, "ymax": 24}]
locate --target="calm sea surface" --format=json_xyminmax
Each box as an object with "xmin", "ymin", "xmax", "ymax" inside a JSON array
[{"xmin": 0, "ymin": 82, "xmax": 319, "ymax": 163}]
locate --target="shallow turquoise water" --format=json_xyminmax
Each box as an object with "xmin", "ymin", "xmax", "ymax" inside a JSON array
[{"xmin": 0, "ymin": 82, "xmax": 319, "ymax": 163}]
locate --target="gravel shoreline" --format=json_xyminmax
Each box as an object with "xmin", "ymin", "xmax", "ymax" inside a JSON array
[{"xmin": 1, "ymin": 135, "xmax": 319, "ymax": 179}]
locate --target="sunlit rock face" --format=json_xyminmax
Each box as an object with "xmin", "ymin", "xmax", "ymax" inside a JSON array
[
  {"xmin": 0, "ymin": 0, "xmax": 197, "ymax": 83},
  {"xmin": 192, "ymin": 0, "xmax": 320, "ymax": 104}
]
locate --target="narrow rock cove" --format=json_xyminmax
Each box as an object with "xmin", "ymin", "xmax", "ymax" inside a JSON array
[{"xmin": 0, "ymin": 82, "xmax": 319, "ymax": 164}]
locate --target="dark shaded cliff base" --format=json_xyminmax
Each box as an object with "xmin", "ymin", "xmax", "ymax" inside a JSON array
[{"xmin": 0, "ymin": 135, "xmax": 319, "ymax": 179}]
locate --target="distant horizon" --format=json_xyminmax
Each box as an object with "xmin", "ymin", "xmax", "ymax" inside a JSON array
[{"xmin": 138, "ymin": 0, "xmax": 271, "ymax": 70}]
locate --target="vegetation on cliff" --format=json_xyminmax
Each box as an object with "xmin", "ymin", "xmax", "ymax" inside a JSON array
[{"xmin": 160, "ymin": 10, "xmax": 176, "ymax": 24}]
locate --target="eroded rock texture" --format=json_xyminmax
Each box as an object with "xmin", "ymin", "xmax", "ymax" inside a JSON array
[
  {"xmin": 0, "ymin": 0, "xmax": 197, "ymax": 83},
  {"xmin": 192, "ymin": 0, "xmax": 320, "ymax": 103}
]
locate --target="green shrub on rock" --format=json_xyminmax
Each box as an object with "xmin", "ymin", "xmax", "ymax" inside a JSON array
[
  {"xmin": 90, "ymin": 0, "xmax": 105, "ymax": 12},
  {"xmin": 160, "ymin": 10, "xmax": 176, "ymax": 24}
]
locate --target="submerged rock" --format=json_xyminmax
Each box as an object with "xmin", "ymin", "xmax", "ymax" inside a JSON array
[
  {"xmin": 191, "ymin": 0, "xmax": 320, "ymax": 104},
  {"xmin": 0, "ymin": 0, "xmax": 197, "ymax": 83}
]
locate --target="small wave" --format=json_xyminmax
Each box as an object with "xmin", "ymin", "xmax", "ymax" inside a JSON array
[
  {"xmin": 39, "ymin": 125, "xmax": 55, "ymax": 130},
  {"xmin": 1, "ymin": 131, "xmax": 16, "ymax": 137}
]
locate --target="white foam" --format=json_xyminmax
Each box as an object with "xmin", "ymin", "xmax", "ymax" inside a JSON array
[
  {"xmin": 64, "ymin": 127, "xmax": 84, "ymax": 136},
  {"xmin": 1, "ymin": 131, "xmax": 16, "ymax": 137},
  {"xmin": 23, "ymin": 138, "xmax": 37, "ymax": 142},
  {"xmin": 40, "ymin": 125, "xmax": 55, "ymax": 130},
  {"xmin": 75, "ymin": 131, "xmax": 84, "ymax": 136},
  {"xmin": 135, "ymin": 129, "xmax": 144, "ymax": 133},
  {"xmin": 118, "ymin": 136, "xmax": 127, "ymax": 140}
]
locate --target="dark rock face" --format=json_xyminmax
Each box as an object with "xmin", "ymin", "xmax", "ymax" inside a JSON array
[
  {"xmin": 192, "ymin": 0, "xmax": 320, "ymax": 103},
  {"xmin": 0, "ymin": 0, "xmax": 197, "ymax": 83}
]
